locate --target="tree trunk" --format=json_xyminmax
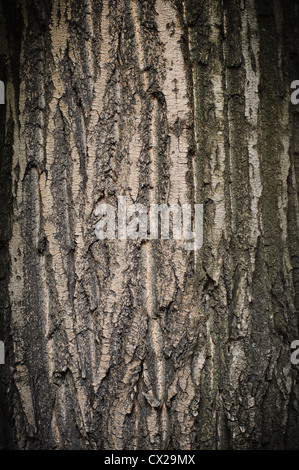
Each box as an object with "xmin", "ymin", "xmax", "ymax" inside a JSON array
[{"xmin": 0, "ymin": 0, "xmax": 299, "ymax": 450}]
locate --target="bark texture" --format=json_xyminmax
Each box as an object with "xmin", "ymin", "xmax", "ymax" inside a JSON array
[{"xmin": 0, "ymin": 0, "xmax": 299, "ymax": 450}]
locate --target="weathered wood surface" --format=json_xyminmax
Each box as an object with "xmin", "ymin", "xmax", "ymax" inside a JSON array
[{"xmin": 0, "ymin": 0, "xmax": 299, "ymax": 450}]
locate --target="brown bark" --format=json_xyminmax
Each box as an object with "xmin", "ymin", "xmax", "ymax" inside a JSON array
[{"xmin": 0, "ymin": 0, "xmax": 299, "ymax": 450}]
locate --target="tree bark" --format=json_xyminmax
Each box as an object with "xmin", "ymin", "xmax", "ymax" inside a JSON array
[{"xmin": 0, "ymin": 0, "xmax": 299, "ymax": 450}]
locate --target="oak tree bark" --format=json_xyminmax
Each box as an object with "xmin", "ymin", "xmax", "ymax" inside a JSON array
[{"xmin": 0, "ymin": 0, "xmax": 299, "ymax": 450}]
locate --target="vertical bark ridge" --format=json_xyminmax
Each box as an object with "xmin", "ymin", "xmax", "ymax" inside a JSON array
[{"xmin": 1, "ymin": 0, "xmax": 299, "ymax": 450}]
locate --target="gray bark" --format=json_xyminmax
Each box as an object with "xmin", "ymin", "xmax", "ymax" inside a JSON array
[{"xmin": 0, "ymin": 0, "xmax": 299, "ymax": 450}]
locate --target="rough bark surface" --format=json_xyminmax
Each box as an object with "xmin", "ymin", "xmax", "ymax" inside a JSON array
[{"xmin": 0, "ymin": 0, "xmax": 299, "ymax": 450}]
